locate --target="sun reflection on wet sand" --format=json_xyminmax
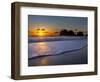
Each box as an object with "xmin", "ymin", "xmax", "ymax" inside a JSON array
[
  {"xmin": 32, "ymin": 40, "xmax": 51, "ymax": 57},
  {"xmin": 37, "ymin": 57, "xmax": 49, "ymax": 65},
  {"xmin": 31, "ymin": 38, "xmax": 50, "ymax": 65}
]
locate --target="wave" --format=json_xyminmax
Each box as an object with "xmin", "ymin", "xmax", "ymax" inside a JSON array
[
  {"xmin": 28, "ymin": 36, "xmax": 87, "ymax": 43},
  {"xmin": 28, "ymin": 45, "xmax": 87, "ymax": 60}
]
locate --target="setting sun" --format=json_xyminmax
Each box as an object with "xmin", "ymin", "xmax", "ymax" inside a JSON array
[
  {"xmin": 37, "ymin": 31, "xmax": 45, "ymax": 36},
  {"xmin": 28, "ymin": 27, "xmax": 59, "ymax": 37},
  {"xmin": 36, "ymin": 28, "xmax": 45, "ymax": 36}
]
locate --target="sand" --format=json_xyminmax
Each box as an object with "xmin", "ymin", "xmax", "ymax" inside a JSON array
[{"xmin": 28, "ymin": 46, "xmax": 88, "ymax": 66}]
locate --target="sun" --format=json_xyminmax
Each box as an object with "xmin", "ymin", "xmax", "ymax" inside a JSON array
[
  {"xmin": 38, "ymin": 31, "xmax": 44, "ymax": 36},
  {"xmin": 29, "ymin": 28, "xmax": 54, "ymax": 36},
  {"xmin": 36, "ymin": 28, "xmax": 45, "ymax": 36}
]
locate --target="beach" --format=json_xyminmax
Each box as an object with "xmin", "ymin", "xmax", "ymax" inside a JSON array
[{"xmin": 28, "ymin": 36, "xmax": 88, "ymax": 66}]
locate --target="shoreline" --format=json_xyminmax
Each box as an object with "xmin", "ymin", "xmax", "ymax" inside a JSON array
[
  {"xmin": 28, "ymin": 45, "xmax": 87, "ymax": 60},
  {"xmin": 28, "ymin": 46, "xmax": 88, "ymax": 66},
  {"xmin": 28, "ymin": 36, "xmax": 87, "ymax": 43}
]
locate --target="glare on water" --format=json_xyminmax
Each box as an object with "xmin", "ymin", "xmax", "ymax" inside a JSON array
[{"xmin": 31, "ymin": 41, "xmax": 51, "ymax": 56}]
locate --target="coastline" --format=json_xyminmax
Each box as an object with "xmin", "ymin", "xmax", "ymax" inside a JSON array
[{"xmin": 28, "ymin": 46, "xmax": 88, "ymax": 66}]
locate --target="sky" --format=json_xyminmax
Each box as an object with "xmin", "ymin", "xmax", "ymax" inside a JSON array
[{"xmin": 28, "ymin": 15, "xmax": 87, "ymax": 33}]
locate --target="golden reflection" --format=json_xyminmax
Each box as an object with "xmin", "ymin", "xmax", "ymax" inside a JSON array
[
  {"xmin": 37, "ymin": 42, "xmax": 49, "ymax": 65},
  {"xmin": 39, "ymin": 57, "xmax": 49, "ymax": 65},
  {"xmin": 34, "ymin": 42, "xmax": 50, "ymax": 65},
  {"xmin": 38, "ymin": 42, "xmax": 49, "ymax": 55},
  {"xmin": 33, "ymin": 42, "xmax": 51, "ymax": 57}
]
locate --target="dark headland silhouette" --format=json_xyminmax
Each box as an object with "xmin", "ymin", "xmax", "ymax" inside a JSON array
[{"xmin": 59, "ymin": 29, "xmax": 86, "ymax": 36}]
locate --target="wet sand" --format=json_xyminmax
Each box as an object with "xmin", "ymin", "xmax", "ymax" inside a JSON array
[{"xmin": 28, "ymin": 46, "xmax": 88, "ymax": 66}]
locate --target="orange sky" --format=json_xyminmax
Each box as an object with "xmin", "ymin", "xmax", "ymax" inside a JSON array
[{"xmin": 28, "ymin": 27, "xmax": 59, "ymax": 36}]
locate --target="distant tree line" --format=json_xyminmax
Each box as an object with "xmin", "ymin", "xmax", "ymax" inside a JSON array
[{"xmin": 60, "ymin": 29, "xmax": 86, "ymax": 36}]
